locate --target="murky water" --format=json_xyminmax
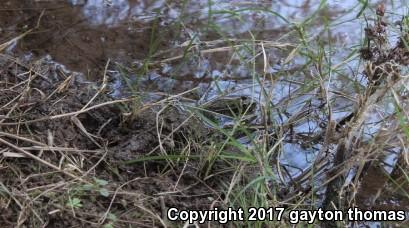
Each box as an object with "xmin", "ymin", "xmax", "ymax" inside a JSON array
[
  {"xmin": 1, "ymin": 0, "xmax": 407, "ymax": 213},
  {"xmin": 0, "ymin": 0, "xmax": 362, "ymax": 81}
]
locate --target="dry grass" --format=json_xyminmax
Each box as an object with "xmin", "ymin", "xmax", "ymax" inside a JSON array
[{"xmin": 1, "ymin": 3, "xmax": 409, "ymax": 228}]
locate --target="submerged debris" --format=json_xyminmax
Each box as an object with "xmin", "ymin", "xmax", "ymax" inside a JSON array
[
  {"xmin": 322, "ymin": 5, "xmax": 409, "ymax": 226},
  {"xmin": 0, "ymin": 1, "xmax": 408, "ymax": 227}
]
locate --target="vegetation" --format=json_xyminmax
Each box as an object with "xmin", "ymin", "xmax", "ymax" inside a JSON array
[{"xmin": 0, "ymin": 1, "xmax": 408, "ymax": 227}]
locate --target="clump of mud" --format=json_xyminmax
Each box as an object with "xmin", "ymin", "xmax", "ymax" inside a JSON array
[{"xmin": 0, "ymin": 54, "xmax": 218, "ymax": 227}]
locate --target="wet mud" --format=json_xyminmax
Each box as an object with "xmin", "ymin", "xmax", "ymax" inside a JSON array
[
  {"xmin": 1, "ymin": 0, "xmax": 408, "ymax": 227},
  {"xmin": 0, "ymin": 55, "xmax": 219, "ymax": 227}
]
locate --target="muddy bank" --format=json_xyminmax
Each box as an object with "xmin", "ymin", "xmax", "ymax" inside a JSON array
[
  {"xmin": 0, "ymin": 49, "xmax": 407, "ymax": 226},
  {"xmin": 1, "ymin": 1, "xmax": 409, "ymax": 227},
  {"xmin": 0, "ymin": 55, "xmax": 225, "ymax": 227}
]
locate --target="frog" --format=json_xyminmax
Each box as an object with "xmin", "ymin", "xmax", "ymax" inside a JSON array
[{"xmin": 199, "ymin": 96, "xmax": 258, "ymax": 127}]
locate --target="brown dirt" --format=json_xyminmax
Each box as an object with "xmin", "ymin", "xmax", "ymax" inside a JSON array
[{"xmin": 0, "ymin": 55, "xmax": 223, "ymax": 227}]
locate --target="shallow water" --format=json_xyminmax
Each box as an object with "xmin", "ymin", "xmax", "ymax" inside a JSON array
[
  {"xmin": 0, "ymin": 0, "xmax": 364, "ymax": 81},
  {"xmin": 1, "ymin": 0, "xmax": 407, "ymax": 212}
]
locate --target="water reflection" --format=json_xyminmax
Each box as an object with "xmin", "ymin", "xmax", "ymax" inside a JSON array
[
  {"xmin": 81, "ymin": 0, "xmax": 130, "ymax": 25},
  {"xmin": 1, "ymin": 0, "xmax": 408, "ymax": 211},
  {"xmin": 1, "ymin": 0, "xmax": 371, "ymax": 82}
]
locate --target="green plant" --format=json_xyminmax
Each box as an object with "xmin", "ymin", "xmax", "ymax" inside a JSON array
[
  {"xmin": 66, "ymin": 197, "xmax": 83, "ymax": 209},
  {"xmin": 82, "ymin": 178, "xmax": 110, "ymax": 197}
]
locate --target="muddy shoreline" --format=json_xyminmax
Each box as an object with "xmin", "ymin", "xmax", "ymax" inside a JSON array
[
  {"xmin": 1, "ymin": 1, "xmax": 408, "ymax": 227},
  {"xmin": 0, "ymin": 54, "xmax": 225, "ymax": 227}
]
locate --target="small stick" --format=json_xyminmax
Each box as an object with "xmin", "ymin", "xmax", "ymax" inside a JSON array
[{"xmin": 0, "ymin": 137, "xmax": 87, "ymax": 183}]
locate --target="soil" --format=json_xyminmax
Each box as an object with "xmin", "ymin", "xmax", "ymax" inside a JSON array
[
  {"xmin": 0, "ymin": 55, "xmax": 224, "ymax": 227},
  {"xmin": 1, "ymin": 1, "xmax": 408, "ymax": 227}
]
